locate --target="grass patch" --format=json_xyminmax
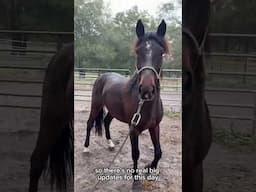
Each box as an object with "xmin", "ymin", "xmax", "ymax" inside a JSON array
[
  {"xmin": 164, "ymin": 110, "xmax": 180, "ymax": 119},
  {"xmin": 213, "ymin": 128, "xmax": 256, "ymax": 151}
]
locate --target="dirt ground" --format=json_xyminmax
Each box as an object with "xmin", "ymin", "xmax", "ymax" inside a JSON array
[
  {"xmin": 0, "ymin": 108, "xmax": 54, "ymax": 192},
  {"xmin": 1, "ymin": 106, "xmax": 255, "ymax": 192},
  {"xmin": 74, "ymin": 101, "xmax": 182, "ymax": 192},
  {"xmin": 204, "ymin": 142, "xmax": 256, "ymax": 192}
]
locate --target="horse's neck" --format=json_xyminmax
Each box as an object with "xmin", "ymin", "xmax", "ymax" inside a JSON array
[{"xmin": 126, "ymin": 74, "xmax": 139, "ymax": 93}]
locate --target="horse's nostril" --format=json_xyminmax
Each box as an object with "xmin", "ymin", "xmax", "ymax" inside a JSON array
[{"xmin": 139, "ymin": 85, "xmax": 156, "ymax": 100}]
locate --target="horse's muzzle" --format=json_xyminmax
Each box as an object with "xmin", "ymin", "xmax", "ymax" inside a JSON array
[{"xmin": 139, "ymin": 84, "xmax": 155, "ymax": 100}]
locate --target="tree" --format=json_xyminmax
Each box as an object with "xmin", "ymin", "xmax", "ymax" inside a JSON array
[
  {"xmin": 157, "ymin": 1, "xmax": 181, "ymax": 69},
  {"xmin": 74, "ymin": 0, "xmax": 182, "ymax": 70}
]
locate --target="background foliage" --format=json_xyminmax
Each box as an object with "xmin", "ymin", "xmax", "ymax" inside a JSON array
[
  {"xmin": 0, "ymin": 0, "xmax": 73, "ymax": 31},
  {"xmin": 210, "ymin": 0, "xmax": 256, "ymax": 33},
  {"xmin": 74, "ymin": 0, "xmax": 181, "ymax": 70}
]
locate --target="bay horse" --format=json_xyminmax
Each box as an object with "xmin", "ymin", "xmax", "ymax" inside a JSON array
[
  {"xmin": 29, "ymin": 43, "xmax": 74, "ymax": 192},
  {"xmin": 83, "ymin": 20, "xmax": 169, "ymax": 179},
  {"xmin": 182, "ymin": 0, "xmax": 212, "ymax": 191}
]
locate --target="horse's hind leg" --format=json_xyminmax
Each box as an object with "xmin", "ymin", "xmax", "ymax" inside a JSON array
[
  {"xmin": 83, "ymin": 101, "xmax": 102, "ymax": 152},
  {"xmin": 148, "ymin": 125, "xmax": 162, "ymax": 169},
  {"xmin": 104, "ymin": 112, "xmax": 115, "ymax": 148},
  {"xmin": 183, "ymin": 163, "xmax": 203, "ymax": 192}
]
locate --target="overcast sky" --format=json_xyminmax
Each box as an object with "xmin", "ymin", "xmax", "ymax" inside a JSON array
[{"xmin": 105, "ymin": 0, "xmax": 181, "ymax": 18}]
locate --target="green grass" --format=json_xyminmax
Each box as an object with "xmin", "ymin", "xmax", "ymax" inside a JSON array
[
  {"xmin": 213, "ymin": 128, "xmax": 256, "ymax": 152},
  {"xmin": 164, "ymin": 110, "xmax": 181, "ymax": 119}
]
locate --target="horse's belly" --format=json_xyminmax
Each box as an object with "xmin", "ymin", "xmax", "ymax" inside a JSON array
[
  {"xmin": 104, "ymin": 103, "xmax": 127, "ymax": 123},
  {"xmin": 103, "ymin": 88, "xmax": 129, "ymax": 124}
]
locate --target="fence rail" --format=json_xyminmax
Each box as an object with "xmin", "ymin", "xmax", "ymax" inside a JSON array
[
  {"xmin": 0, "ymin": 30, "xmax": 73, "ymax": 55},
  {"xmin": 209, "ymin": 33, "xmax": 256, "ymax": 38},
  {"xmin": 204, "ymin": 33, "xmax": 256, "ymax": 134},
  {"xmin": 0, "ymin": 48, "xmax": 57, "ymax": 54},
  {"xmin": 0, "ymin": 31, "xmax": 72, "ymax": 109},
  {"xmin": 1, "ymin": 32, "xmax": 256, "ymax": 134},
  {"xmin": 74, "ymin": 68, "xmax": 182, "ymax": 112}
]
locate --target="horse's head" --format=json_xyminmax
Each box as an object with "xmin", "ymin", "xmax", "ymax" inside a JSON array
[
  {"xmin": 133, "ymin": 19, "xmax": 169, "ymax": 100},
  {"xmin": 182, "ymin": 0, "xmax": 210, "ymax": 107}
]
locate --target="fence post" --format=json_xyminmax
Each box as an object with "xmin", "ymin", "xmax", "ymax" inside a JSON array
[{"xmin": 253, "ymin": 91, "xmax": 256, "ymax": 136}]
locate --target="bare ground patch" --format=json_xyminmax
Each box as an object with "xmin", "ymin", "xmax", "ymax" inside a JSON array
[{"xmin": 74, "ymin": 103, "xmax": 182, "ymax": 192}]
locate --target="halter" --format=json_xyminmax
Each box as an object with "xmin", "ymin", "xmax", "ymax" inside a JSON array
[
  {"xmin": 134, "ymin": 36, "xmax": 166, "ymax": 80},
  {"xmin": 135, "ymin": 66, "xmax": 161, "ymax": 80},
  {"xmin": 182, "ymin": 27, "xmax": 208, "ymax": 57}
]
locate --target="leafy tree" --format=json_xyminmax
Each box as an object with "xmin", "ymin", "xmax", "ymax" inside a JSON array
[
  {"xmin": 74, "ymin": 0, "xmax": 182, "ymax": 71},
  {"xmin": 157, "ymin": 2, "xmax": 181, "ymax": 69}
]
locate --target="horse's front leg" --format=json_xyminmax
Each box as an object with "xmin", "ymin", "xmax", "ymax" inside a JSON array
[
  {"xmin": 130, "ymin": 133, "xmax": 140, "ymax": 180},
  {"xmin": 183, "ymin": 163, "xmax": 203, "ymax": 192},
  {"xmin": 148, "ymin": 125, "xmax": 162, "ymax": 168}
]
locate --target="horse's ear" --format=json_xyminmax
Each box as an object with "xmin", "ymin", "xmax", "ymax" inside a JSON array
[
  {"xmin": 157, "ymin": 20, "xmax": 166, "ymax": 37},
  {"xmin": 136, "ymin": 19, "xmax": 144, "ymax": 38}
]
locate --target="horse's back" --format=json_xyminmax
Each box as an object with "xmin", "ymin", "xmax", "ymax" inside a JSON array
[
  {"xmin": 92, "ymin": 72, "xmax": 128, "ymax": 96},
  {"xmin": 91, "ymin": 72, "xmax": 129, "ymax": 122}
]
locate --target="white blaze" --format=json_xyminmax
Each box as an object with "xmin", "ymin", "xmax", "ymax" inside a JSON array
[{"xmin": 145, "ymin": 41, "xmax": 152, "ymax": 65}]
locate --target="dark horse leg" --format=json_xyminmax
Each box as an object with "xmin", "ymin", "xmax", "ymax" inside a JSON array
[
  {"xmin": 183, "ymin": 163, "xmax": 203, "ymax": 192},
  {"xmin": 104, "ymin": 112, "xmax": 115, "ymax": 148},
  {"xmin": 130, "ymin": 133, "xmax": 140, "ymax": 180},
  {"xmin": 83, "ymin": 100, "xmax": 103, "ymax": 152},
  {"xmin": 147, "ymin": 125, "xmax": 162, "ymax": 168}
]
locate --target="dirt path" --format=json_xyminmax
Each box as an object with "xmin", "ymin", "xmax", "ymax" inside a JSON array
[
  {"xmin": 204, "ymin": 142, "xmax": 256, "ymax": 192},
  {"xmin": 74, "ymin": 102, "xmax": 182, "ymax": 192},
  {"xmin": 0, "ymin": 108, "xmax": 54, "ymax": 192}
]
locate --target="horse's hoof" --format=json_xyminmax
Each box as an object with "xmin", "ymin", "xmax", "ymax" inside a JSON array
[
  {"xmin": 83, "ymin": 147, "xmax": 90, "ymax": 153},
  {"xmin": 144, "ymin": 164, "xmax": 151, "ymax": 176},
  {"xmin": 107, "ymin": 139, "xmax": 115, "ymax": 148}
]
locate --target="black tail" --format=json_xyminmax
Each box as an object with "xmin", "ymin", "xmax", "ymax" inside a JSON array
[
  {"xmin": 95, "ymin": 108, "xmax": 105, "ymax": 136},
  {"xmin": 46, "ymin": 122, "xmax": 74, "ymax": 191}
]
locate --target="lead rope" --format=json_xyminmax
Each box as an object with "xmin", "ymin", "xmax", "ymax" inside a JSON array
[{"xmin": 91, "ymin": 98, "xmax": 145, "ymax": 191}]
